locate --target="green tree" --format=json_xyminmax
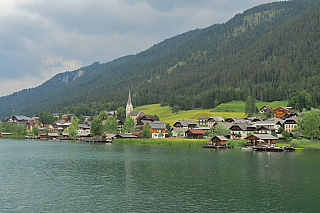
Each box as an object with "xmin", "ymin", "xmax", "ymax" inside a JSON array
[
  {"xmin": 67, "ymin": 117, "xmax": 79, "ymax": 137},
  {"xmin": 299, "ymin": 108, "xmax": 320, "ymax": 140},
  {"xmin": 32, "ymin": 125, "xmax": 40, "ymax": 136},
  {"xmin": 153, "ymin": 114, "xmax": 160, "ymax": 121},
  {"xmin": 281, "ymin": 131, "xmax": 290, "ymax": 141},
  {"xmin": 122, "ymin": 117, "xmax": 136, "ymax": 133},
  {"xmin": 142, "ymin": 125, "xmax": 152, "ymax": 138},
  {"xmin": 245, "ymin": 96, "xmax": 257, "ymax": 117},
  {"xmin": 166, "ymin": 123, "xmax": 171, "ymax": 131},
  {"xmin": 288, "ymin": 91, "xmax": 312, "ymax": 112},
  {"xmin": 105, "ymin": 116, "xmax": 118, "ymax": 134},
  {"xmin": 39, "ymin": 112, "xmax": 56, "ymax": 124},
  {"xmin": 172, "ymin": 105, "xmax": 180, "ymax": 114},
  {"xmin": 116, "ymin": 107, "xmax": 126, "ymax": 122},
  {"xmin": 91, "ymin": 117, "xmax": 104, "ymax": 137},
  {"xmin": 78, "ymin": 115, "xmax": 85, "ymax": 124},
  {"xmin": 235, "ymin": 133, "xmax": 242, "ymax": 139},
  {"xmin": 98, "ymin": 110, "xmax": 108, "ymax": 121},
  {"xmin": 211, "ymin": 124, "xmax": 230, "ymax": 137}
]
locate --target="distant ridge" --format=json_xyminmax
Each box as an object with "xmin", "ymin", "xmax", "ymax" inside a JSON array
[{"xmin": 1, "ymin": 0, "xmax": 320, "ymax": 118}]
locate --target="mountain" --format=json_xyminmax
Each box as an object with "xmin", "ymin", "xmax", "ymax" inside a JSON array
[{"xmin": 1, "ymin": 0, "xmax": 320, "ymax": 118}]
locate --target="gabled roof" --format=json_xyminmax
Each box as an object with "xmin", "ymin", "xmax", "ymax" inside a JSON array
[
  {"xmin": 212, "ymin": 135, "xmax": 228, "ymax": 141},
  {"xmin": 128, "ymin": 111, "xmax": 145, "ymax": 117},
  {"xmin": 148, "ymin": 122, "xmax": 166, "ymax": 129},
  {"xmin": 78, "ymin": 124, "xmax": 90, "ymax": 129},
  {"xmin": 174, "ymin": 120, "xmax": 199, "ymax": 127},
  {"xmin": 13, "ymin": 115, "xmax": 33, "ymax": 121},
  {"xmin": 231, "ymin": 123, "xmax": 251, "ymax": 130},
  {"xmin": 245, "ymin": 134, "xmax": 278, "ymax": 140},
  {"xmin": 186, "ymin": 129, "xmax": 205, "ymax": 134}
]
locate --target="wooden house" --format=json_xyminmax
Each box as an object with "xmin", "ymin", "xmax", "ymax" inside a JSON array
[
  {"xmin": 0, "ymin": 132, "xmax": 12, "ymax": 137},
  {"xmin": 146, "ymin": 122, "xmax": 166, "ymax": 139},
  {"xmin": 245, "ymin": 134, "xmax": 278, "ymax": 146},
  {"xmin": 48, "ymin": 133, "xmax": 59, "ymax": 139},
  {"xmin": 284, "ymin": 117, "xmax": 298, "ymax": 132},
  {"xmin": 230, "ymin": 124, "xmax": 256, "ymax": 139},
  {"xmin": 211, "ymin": 135, "xmax": 228, "ymax": 146},
  {"xmin": 273, "ymin": 106, "xmax": 293, "ymax": 119},
  {"xmin": 186, "ymin": 129, "xmax": 205, "ymax": 139},
  {"xmin": 26, "ymin": 120, "xmax": 43, "ymax": 131},
  {"xmin": 115, "ymin": 133, "xmax": 137, "ymax": 139},
  {"xmin": 260, "ymin": 106, "xmax": 274, "ymax": 114}
]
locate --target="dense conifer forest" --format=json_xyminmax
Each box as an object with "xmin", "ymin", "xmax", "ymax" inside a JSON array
[{"xmin": 1, "ymin": 0, "xmax": 320, "ymax": 117}]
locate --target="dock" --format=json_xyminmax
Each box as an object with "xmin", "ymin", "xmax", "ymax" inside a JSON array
[
  {"xmin": 202, "ymin": 145, "xmax": 231, "ymax": 149},
  {"xmin": 252, "ymin": 146, "xmax": 295, "ymax": 152}
]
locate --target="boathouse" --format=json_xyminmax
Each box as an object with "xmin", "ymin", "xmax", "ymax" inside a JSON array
[
  {"xmin": 245, "ymin": 134, "xmax": 278, "ymax": 146},
  {"xmin": 211, "ymin": 135, "xmax": 228, "ymax": 146}
]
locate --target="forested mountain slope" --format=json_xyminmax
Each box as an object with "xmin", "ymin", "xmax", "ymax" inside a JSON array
[{"xmin": 1, "ymin": 0, "xmax": 320, "ymax": 117}]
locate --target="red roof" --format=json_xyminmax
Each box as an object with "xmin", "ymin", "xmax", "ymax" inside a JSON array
[{"xmin": 187, "ymin": 129, "xmax": 205, "ymax": 134}]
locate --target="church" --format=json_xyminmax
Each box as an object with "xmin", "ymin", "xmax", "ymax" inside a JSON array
[{"xmin": 126, "ymin": 90, "xmax": 145, "ymax": 122}]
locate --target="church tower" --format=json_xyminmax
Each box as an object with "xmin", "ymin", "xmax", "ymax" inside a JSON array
[{"xmin": 126, "ymin": 90, "xmax": 133, "ymax": 117}]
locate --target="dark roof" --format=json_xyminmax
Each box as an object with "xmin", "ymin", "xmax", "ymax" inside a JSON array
[
  {"xmin": 148, "ymin": 122, "xmax": 166, "ymax": 129},
  {"xmin": 245, "ymin": 134, "xmax": 278, "ymax": 140},
  {"xmin": 212, "ymin": 135, "xmax": 228, "ymax": 141},
  {"xmin": 186, "ymin": 129, "xmax": 205, "ymax": 134}
]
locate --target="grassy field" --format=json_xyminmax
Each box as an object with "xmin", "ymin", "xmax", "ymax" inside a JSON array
[
  {"xmin": 135, "ymin": 100, "xmax": 288, "ymax": 125},
  {"xmin": 212, "ymin": 100, "xmax": 288, "ymax": 113}
]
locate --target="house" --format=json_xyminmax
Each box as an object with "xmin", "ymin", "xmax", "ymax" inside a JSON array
[
  {"xmin": 173, "ymin": 120, "xmax": 200, "ymax": 129},
  {"xmin": 253, "ymin": 119, "xmax": 283, "ymax": 131},
  {"xmin": 290, "ymin": 132, "xmax": 304, "ymax": 138},
  {"xmin": 53, "ymin": 122, "xmax": 72, "ymax": 133},
  {"xmin": 26, "ymin": 120, "xmax": 43, "ymax": 131},
  {"xmin": 131, "ymin": 131, "xmax": 142, "ymax": 138},
  {"xmin": 127, "ymin": 111, "xmax": 145, "ymax": 122},
  {"xmin": 11, "ymin": 115, "xmax": 33, "ymax": 125},
  {"xmin": 43, "ymin": 124, "xmax": 54, "ymax": 132},
  {"xmin": 48, "ymin": 133, "xmax": 59, "ymax": 139},
  {"xmin": 0, "ymin": 132, "xmax": 12, "ymax": 137},
  {"xmin": 32, "ymin": 114, "xmax": 40, "ymax": 120},
  {"xmin": 230, "ymin": 124, "xmax": 256, "ymax": 139},
  {"xmin": 186, "ymin": 129, "xmax": 205, "ymax": 139},
  {"xmin": 38, "ymin": 133, "xmax": 49, "ymax": 139},
  {"xmin": 245, "ymin": 134, "xmax": 278, "ymax": 146},
  {"xmin": 115, "ymin": 133, "xmax": 137, "ymax": 139},
  {"xmin": 78, "ymin": 124, "xmax": 90, "ymax": 133},
  {"xmin": 77, "ymin": 132, "xmax": 91, "ymax": 137},
  {"xmin": 284, "ymin": 117, "xmax": 298, "ymax": 132},
  {"xmin": 171, "ymin": 128, "xmax": 186, "ymax": 138},
  {"xmin": 135, "ymin": 120, "xmax": 151, "ymax": 130},
  {"xmin": 61, "ymin": 114, "xmax": 76, "ymax": 121},
  {"xmin": 211, "ymin": 136, "xmax": 228, "ymax": 146},
  {"xmin": 197, "ymin": 116, "xmax": 224, "ymax": 127},
  {"xmin": 273, "ymin": 106, "xmax": 293, "ymax": 119},
  {"xmin": 256, "ymin": 126, "xmax": 276, "ymax": 134},
  {"xmin": 260, "ymin": 106, "xmax": 274, "ymax": 114},
  {"xmin": 283, "ymin": 112, "xmax": 299, "ymax": 119},
  {"xmin": 117, "ymin": 120, "xmax": 124, "ymax": 133},
  {"xmin": 146, "ymin": 122, "xmax": 166, "ymax": 139},
  {"xmin": 137, "ymin": 114, "xmax": 155, "ymax": 122}
]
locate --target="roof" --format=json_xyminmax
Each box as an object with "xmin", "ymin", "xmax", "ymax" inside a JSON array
[
  {"xmin": 48, "ymin": 133, "xmax": 59, "ymax": 137},
  {"xmin": 116, "ymin": 133, "xmax": 137, "ymax": 138},
  {"xmin": 186, "ymin": 129, "xmax": 205, "ymax": 134},
  {"xmin": 231, "ymin": 123, "xmax": 251, "ymax": 130},
  {"xmin": 13, "ymin": 115, "xmax": 33, "ymax": 121},
  {"xmin": 245, "ymin": 134, "xmax": 278, "ymax": 140},
  {"xmin": 77, "ymin": 132, "xmax": 91, "ymax": 137},
  {"xmin": 148, "ymin": 122, "xmax": 166, "ymax": 129},
  {"xmin": 260, "ymin": 106, "xmax": 274, "ymax": 110},
  {"xmin": 78, "ymin": 124, "xmax": 90, "ymax": 129},
  {"xmin": 220, "ymin": 122, "xmax": 233, "ymax": 130},
  {"xmin": 212, "ymin": 135, "xmax": 228, "ymax": 141},
  {"xmin": 174, "ymin": 120, "xmax": 199, "ymax": 127},
  {"xmin": 172, "ymin": 128, "xmax": 186, "ymax": 133}
]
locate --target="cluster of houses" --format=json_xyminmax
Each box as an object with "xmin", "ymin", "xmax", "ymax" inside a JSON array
[{"xmin": 1, "ymin": 91, "xmax": 300, "ymax": 146}]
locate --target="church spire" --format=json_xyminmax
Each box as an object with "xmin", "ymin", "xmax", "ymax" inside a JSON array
[
  {"xmin": 127, "ymin": 90, "xmax": 132, "ymax": 105},
  {"xmin": 126, "ymin": 90, "xmax": 133, "ymax": 117}
]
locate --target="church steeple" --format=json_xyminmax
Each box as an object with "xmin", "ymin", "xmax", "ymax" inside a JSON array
[{"xmin": 126, "ymin": 90, "xmax": 133, "ymax": 117}]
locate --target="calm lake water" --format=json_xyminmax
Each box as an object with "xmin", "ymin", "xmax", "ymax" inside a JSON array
[{"xmin": 0, "ymin": 139, "xmax": 320, "ymax": 212}]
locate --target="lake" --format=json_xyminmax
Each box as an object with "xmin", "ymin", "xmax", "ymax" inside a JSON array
[{"xmin": 0, "ymin": 139, "xmax": 320, "ymax": 212}]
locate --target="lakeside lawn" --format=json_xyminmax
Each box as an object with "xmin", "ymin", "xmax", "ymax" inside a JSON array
[{"xmin": 135, "ymin": 100, "xmax": 288, "ymax": 126}]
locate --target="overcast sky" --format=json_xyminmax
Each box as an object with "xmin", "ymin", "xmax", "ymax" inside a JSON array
[{"xmin": 0, "ymin": 0, "xmax": 276, "ymax": 97}]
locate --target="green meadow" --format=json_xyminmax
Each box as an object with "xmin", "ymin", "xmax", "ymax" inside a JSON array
[{"xmin": 134, "ymin": 100, "xmax": 288, "ymax": 126}]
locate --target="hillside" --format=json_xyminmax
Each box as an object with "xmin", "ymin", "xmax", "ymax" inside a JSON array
[
  {"xmin": 136, "ymin": 100, "xmax": 288, "ymax": 125},
  {"xmin": 0, "ymin": 0, "xmax": 319, "ymax": 118}
]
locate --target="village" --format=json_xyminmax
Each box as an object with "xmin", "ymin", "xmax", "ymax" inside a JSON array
[{"xmin": 0, "ymin": 91, "xmax": 301, "ymax": 150}]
